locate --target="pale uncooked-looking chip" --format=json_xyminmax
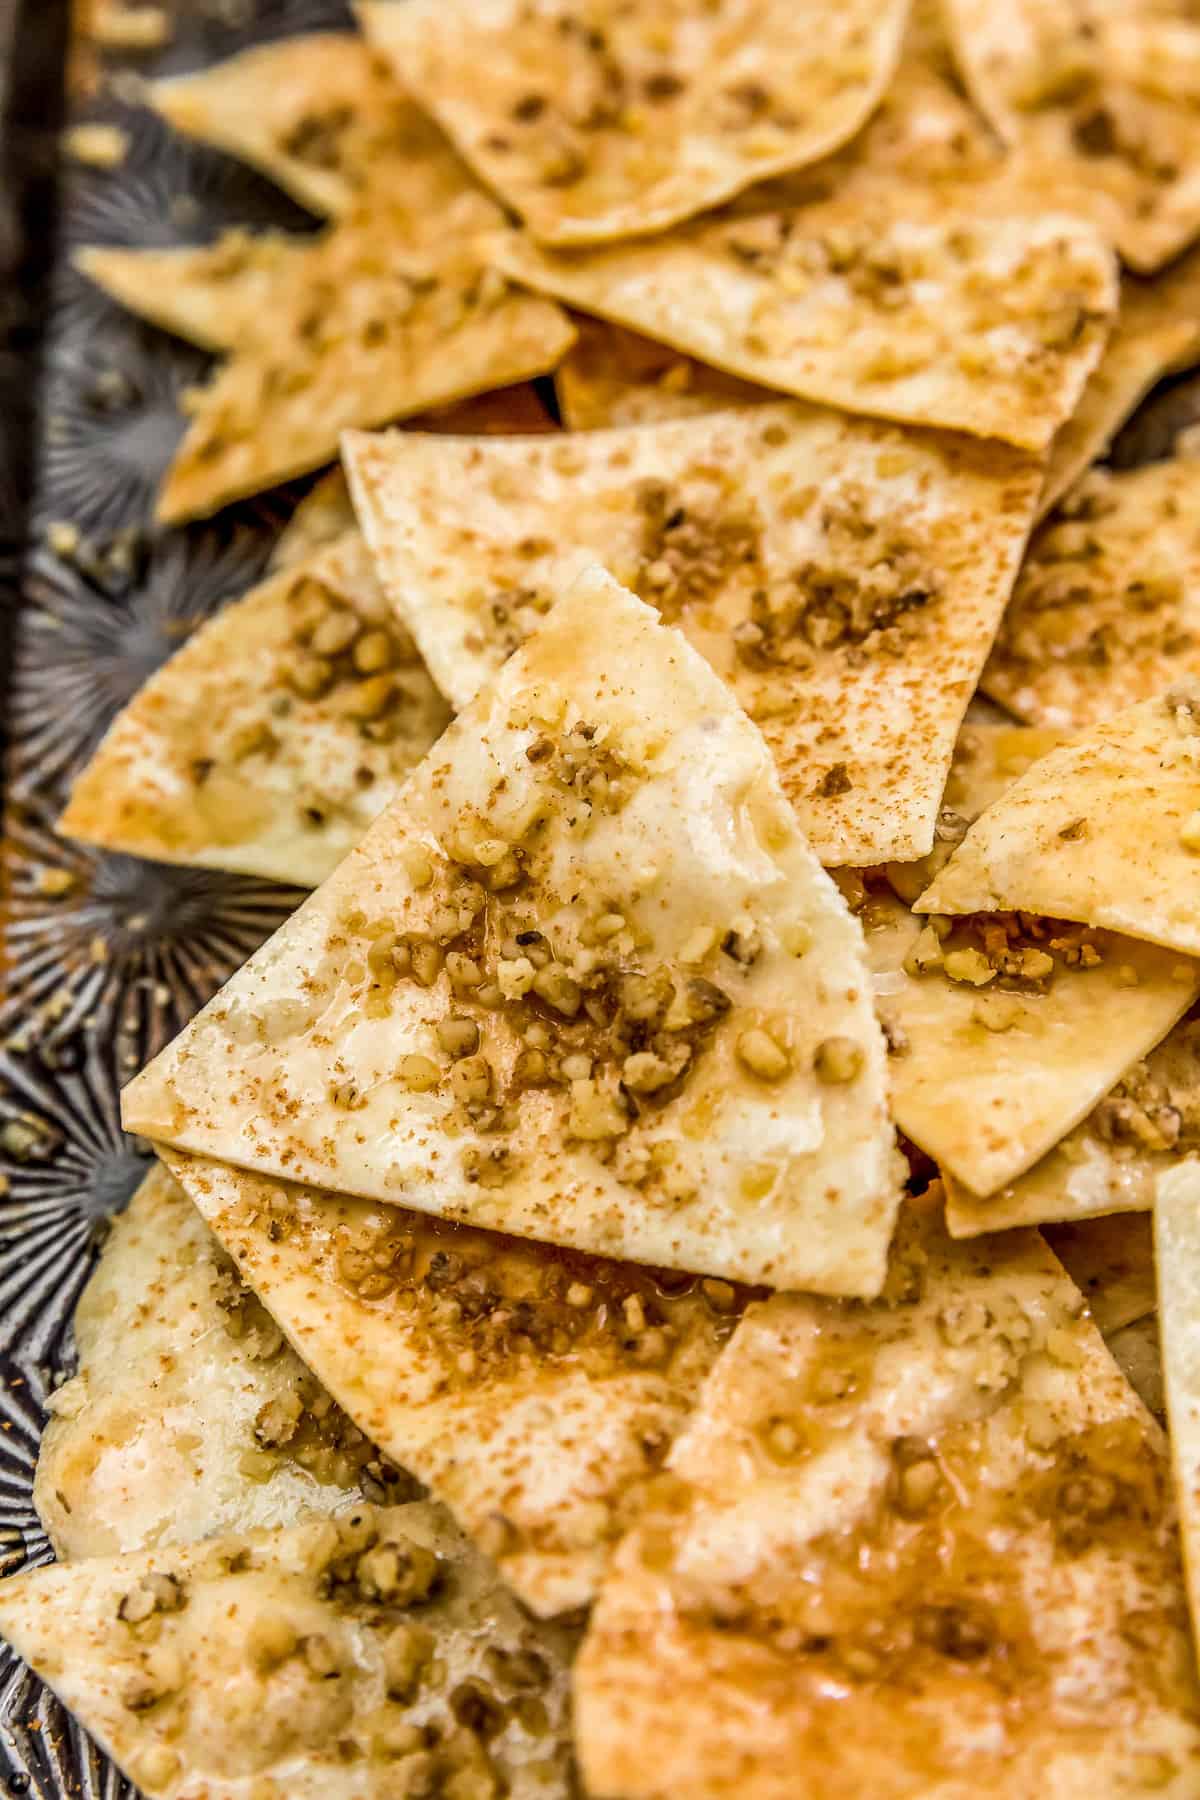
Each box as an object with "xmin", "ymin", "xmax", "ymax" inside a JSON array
[
  {"xmin": 34, "ymin": 1163, "xmax": 413, "ymax": 1562},
  {"xmin": 576, "ymin": 1200, "xmax": 1200, "ymax": 1800},
  {"xmin": 345, "ymin": 405, "xmax": 1043, "ymax": 863},
  {"xmin": 1038, "ymin": 254, "xmax": 1200, "ymax": 521},
  {"xmin": 491, "ymin": 189, "xmax": 1118, "ymax": 448},
  {"xmin": 151, "ymin": 31, "xmax": 500, "ymax": 225},
  {"xmin": 157, "ymin": 224, "xmax": 575, "ymax": 523},
  {"xmin": 556, "ymin": 316, "xmax": 771, "ymax": 430},
  {"xmin": 945, "ymin": 1005, "xmax": 1200, "ymax": 1236},
  {"xmin": 864, "ymin": 883, "xmax": 1199, "ymax": 1198},
  {"xmin": 58, "ymin": 533, "xmax": 450, "ymax": 888},
  {"xmin": 360, "ymin": 0, "xmax": 910, "ymax": 246},
  {"xmin": 918, "ymin": 687, "xmax": 1200, "ymax": 958},
  {"xmin": 0, "ymin": 1504, "xmax": 575, "ymax": 1800},
  {"xmin": 74, "ymin": 230, "xmax": 311, "ymax": 353},
  {"xmin": 943, "ymin": 0, "xmax": 1200, "ymax": 272},
  {"xmin": 162, "ymin": 1146, "xmax": 751, "ymax": 1617},
  {"xmin": 983, "ymin": 457, "xmax": 1200, "ymax": 731},
  {"xmin": 124, "ymin": 571, "xmax": 898, "ymax": 1295},
  {"xmin": 1155, "ymin": 1159, "xmax": 1200, "ymax": 1665},
  {"xmin": 1043, "ymin": 1210, "xmax": 1156, "ymax": 1335}
]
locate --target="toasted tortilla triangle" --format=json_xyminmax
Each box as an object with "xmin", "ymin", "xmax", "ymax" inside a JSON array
[
  {"xmin": 345, "ymin": 404, "xmax": 1043, "ymax": 864},
  {"xmin": 161, "ymin": 1145, "xmax": 751, "ymax": 1617},
  {"xmin": 918, "ymin": 687, "xmax": 1200, "ymax": 958},
  {"xmin": 1155, "ymin": 1159, "xmax": 1200, "ymax": 1667},
  {"xmin": 490, "ymin": 188, "xmax": 1118, "ymax": 449},
  {"xmin": 360, "ymin": 0, "xmax": 910, "ymax": 247},
  {"xmin": 151, "ymin": 31, "xmax": 500, "ymax": 225},
  {"xmin": 273, "ymin": 470, "xmax": 360, "ymax": 571},
  {"xmin": 1109, "ymin": 1309, "xmax": 1165, "ymax": 1419},
  {"xmin": 1038, "ymin": 255, "xmax": 1200, "ymax": 522},
  {"xmin": 864, "ymin": 881, "xmax": 1198, "ymax": 1198},
  {"xmin": 575, "ymin": 1198, "xmax": 1200, "ymax": 1800},
  {"xmin": 943, "ymin": 0, "xmax": 1200, "ymax": 273},
  {"xmin": 156, "ymin": 223, "xmax": 575, "ymax": 524},
  {"xmin": 58, "ymin": 533, "xmax": 451, "ymax": 888},
  {"xmin": 0, "ymin": 1503, "xmax": 575, "ymax": 1800},
  {"xmin": 75, "ymin": 231, "xmax": 311, "ymax": 354},
  {"xmin": 34, "ymin": 1164, "xmax": 416, "ymax": 1562},
  {"xmin": 556, "ymin": 316, "xmax": 771, "ymax": 430},
  {"xmin": 983, "ymin": 456, "xmax": 1200, "ymax": 732},
  {"xmin": 123, "ymin": 570, "xmax": 898, "ymax": 1295},
  {"xmin": 1043, "ymin": 1211, "xmax": 1156, "ymax": 1336},
  {"xmin": 944, "ymin": 1003, "xmax": 1200, "ymax": 1236}
]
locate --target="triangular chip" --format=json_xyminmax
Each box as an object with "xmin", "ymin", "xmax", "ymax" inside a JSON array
[
  {"xmin": 983, "ymin": 456, "xmax": 1200, "ymax": 732},
  {"xmin": 490, "ymin": 188, "xmax": 1117, "ymax": 448},
  {"xmin": 58, "ymin": 533, "xmax": 451, "ymax": 888},
  {"xmin": 1044, "ymin": 1210, "xmax": 1156, "ymax": 1335},
  {"xmin": 162, "ymin": 1146, "xmax": 751, "ymax": 1617},
  {"xmin": 345, "ymin": 404, "xmax": 1043, "ymax": 864},
  {"xmin": 943, "ymin": 0, "xmax": 1200, "ymax": 272},
  {"xmin": 157, "ymin": 222, "xmax": 575, "ymax": 523},
  {"xmin": 864, "ymin": 880, "xmax": 1198, "ymax": 1198},
  {"xmin": 1038, "ymin": 254, "xmax": 1200, "ymax": 522},
  {"xmin": 35, "ymin": 1164, "xmax": 415, "ymax": 1563},
  {"xmin": 150, "ymin": 32, "xmax": 500, "ymax": 225},
  {"xmin": 124, "ymin": 571, "xmax": 898, "ymax": 1295},
  {"xmin": 556, "ymin": 316, "xmax": 770, "ymax": 431},
  {"xmin": 0, "ymin": 1504, "xmax": 575, "ymax": 1800},
  {"xmin": 75, "ymin": 230, "xmax": 311, "ymax": 353},
  {"xmin": 576, "ymin": 1198, "xmax": 1200, "ymax": 1800},
  {"xmin": 945, "ymin": 1003, "xmax": 1200, "ymax": 1236},
  {"xmin": 1155, "ymin": 1158, "xmax": 1200, "ymax": 1664},
  {"xmin": 360, "ymin": 0, "xmax": 910, "ymax": 246},
  {"xmin": 918, "ymin": 686, "xmax": 1200, "ymax": 958}
]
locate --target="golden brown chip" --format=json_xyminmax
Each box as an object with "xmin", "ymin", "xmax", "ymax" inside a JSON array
[
  {"xmin": 156, "ymin": 220, "xmax": 575, "ymax": 524},
  {"xmin": 151, "ymin": 31, "xmax": 500, "ymax": 225},
  {"xmin": 75, "ymin": 231, "xmax": 310, "ymax": 353},
  {"xmin": 983, "ymin": 456, "xmax": 1200, "ymax": 731},
  {"xmin": 162, "ymin": 1146, "xmax": 752, "ymax": 1617},
  {"xmin": 361, "ymin": 0, "xmax": 910, "ymax": 245},
  {"xmin": 345, "ymin": 403, "xmax": 1043, "ymax": 865},
  {"xmin": 576, "ymin": 1200, "xmax": 1200, "ymax": 1799},
  {"xmin": 58, "ymin": 533, "xmax": 451, "ymax": 887},
  {"xmin": 1043, "ymin": 1210, "xmax": 1156, "ymax": 1335},
  {"xmin": 556, "ymin": 315, "xmax": 771, "ymax": 429}
]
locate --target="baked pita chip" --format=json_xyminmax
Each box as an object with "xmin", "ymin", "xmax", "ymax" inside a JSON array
[
  {"xmin": 34, "ymin": 1164, "xmax": 414, "ymax": 1563},
  {"xmin": 1109, "ymin": 1309, "xmax": 1165, "ymax": 1420},
  {"xmin": 74, "ymin": 230, "xmax": 310, "ymax": 353},
  {"xmin": 1038, "ymin": 255, "xmax": 1200, "ymax": 522},
  {"xmin": 576, "ymin": 1200, "xmax": 1200, "ymax": 1800},
  {"xmin": 863, "ymin": 883, "xmax": 1200, "ymax": 1197},
  {"xmin": 490, "ymin": 191, "xmax": 1118, "ymax": 449},
  {"xmin": 124, "ymin": 571, "xmax": 898, "ymax": 1295},
  {"xmin": 161, "ymin": 1146, "xmax": 751, "ymax": 1617},
  {"xmin": 157, "ymin": 223, "xmax": 575, "ymax": 523},
  {"xmin": 150, "ymin": 31, "xmax": 499, "ymax": 226},
  {"xmin": 943, "ymin": 0, "xmax": 1200, "ymax": 273},
  {"xmin": 556, "ymin": 316, "xmax": 770, "ymax": 431},
  {"xmin": 1155, "ymin": 1158, "xmax": 1200, "ymax": 1660},
  {"xmin": 344, "ymin": 404, "xmax": 1043, "ymax": 863},
  {"xmin": 1044, "ymin": 1210, "xmax": 1156, "ymax": 1335},
  {"xmin": 983, "ymin": 456, "xmax": 1200, "ymax": 732},
  {"xmin": 58, "ymin": 533, "xmax": 450, "ymax": 888},
  {"xmin": 944, "ymin": 1004, "xmax": 1200, "ymax": 1236},
  {"xmin": 360, "ymin": 0, "xmax": 910, "ymax": 247},
  {"xmin": 918, "ymin": 687, "xmax": 1200, "ymax": 958},
  {"xmin": 0, "ymin": 1503, "xmax": 575, "ymax": 1800}
]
